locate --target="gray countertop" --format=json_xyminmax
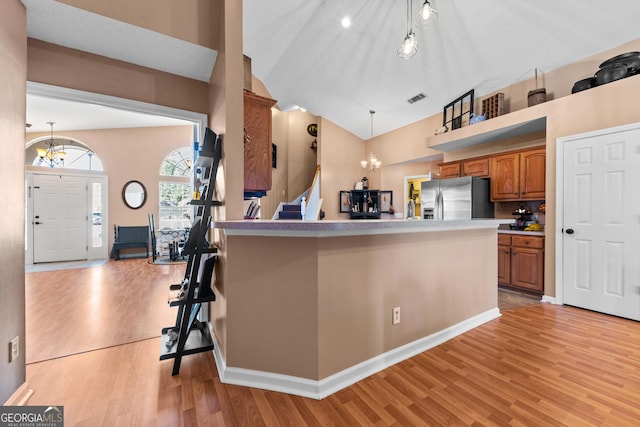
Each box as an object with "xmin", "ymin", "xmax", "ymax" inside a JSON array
[
  {"xmin": 212, "ymin": 219, "xmax": 513, "ymax": 237},
  {"xmin": 497, "ymin": 224, "xmax": 545, "ymax": 236}
]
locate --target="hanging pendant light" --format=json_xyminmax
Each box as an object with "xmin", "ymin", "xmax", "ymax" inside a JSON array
[
  {"xmin": 361, "ymin": 110, "xmax": 381, "ymax": 171},
  {"xmin": 398, "ymin": 0, "xmax": 418, "ymax": 59},
  {"xmin": 416, "ymin": 0, "xmax": 439, "ymax": 28}
]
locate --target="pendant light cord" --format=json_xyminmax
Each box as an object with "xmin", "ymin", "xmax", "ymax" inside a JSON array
[
  {"xmin": 406, "ymin": 0, "xmax": 411, "ymax": 36},
  {"xmin": 370, "ymin": 110, "xmax": 375, "ymax": 138}
]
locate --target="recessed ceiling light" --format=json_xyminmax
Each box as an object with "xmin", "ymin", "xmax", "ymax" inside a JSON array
[{"xmin": 341, "ymin": 16, "xmax": 351, "ymax": 28}]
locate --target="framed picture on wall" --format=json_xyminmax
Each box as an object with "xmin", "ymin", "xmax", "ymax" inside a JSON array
[
  {"xmin": 339, "ymin": 191, "xmax": 351, "ymax": 213},
  {"xmin": 380, "ymin": 190, "xmax": 393, "ymax": 213}
]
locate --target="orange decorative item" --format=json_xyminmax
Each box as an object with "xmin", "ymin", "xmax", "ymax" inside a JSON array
[{"xmin": 537, "ymin": 202, "xmax": 546, "ymax": 213}]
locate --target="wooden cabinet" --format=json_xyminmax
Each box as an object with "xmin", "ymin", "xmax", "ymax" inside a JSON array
[
  {"xmin": 497, "ymin": 234, "xmax": 511, "ymax": 285},
  {"xmin": 438, "ymin": 162, "xmax": 460, "ymax": 178},
  {"xmin": 498, "ymin": 234, "xmax": 544, "ymax": 294},
  {"xmin": 490, "ymin": 147, "xmax": 545, "ymax": 201},
  {"xmin": 244, "ymin": 90, "xmax": 277, "ymax": 192},
  {"xmin": 461, "ymin": 158, "xmax": 489, "ymax": 177},
  {"xmin": 518, "ymin": 148, "xmax": 546, "ymax": 199}
]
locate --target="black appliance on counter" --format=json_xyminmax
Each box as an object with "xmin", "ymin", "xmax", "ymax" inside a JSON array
[{"xmin": 511, "ymin": 206, "xmax": 533, "ymax": 230}]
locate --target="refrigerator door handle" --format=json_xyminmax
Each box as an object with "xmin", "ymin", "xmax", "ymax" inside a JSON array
[{"xmin": 437, "ymin": 190, "xmax": 444, "ymax": 220}]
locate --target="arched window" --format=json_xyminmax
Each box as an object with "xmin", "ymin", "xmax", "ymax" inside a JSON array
[
  {"xmin": 158, "ymin": 147, "xmax": 193, "ymax": 230},
  {"xmin": 29, "ymin": 138, "xmax": 104, "ymax": 171},
  {"xmin": 159, "ymin": 147, "xmax": 192, "ymax": 177}
]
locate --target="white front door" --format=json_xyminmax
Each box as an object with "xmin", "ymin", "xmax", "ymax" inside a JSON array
[
  {"xmin": 33, "ymin": 174, "xmax": 88, "ymax": 263},
  {"xmin": 560, "ymin": 125, "xmax": 640, "ymax": 321}
]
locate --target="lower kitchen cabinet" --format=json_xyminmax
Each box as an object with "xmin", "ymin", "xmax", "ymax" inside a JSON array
[{"xmin": 498, "ymin": 234, "xmax": 544, "ymax": 294}]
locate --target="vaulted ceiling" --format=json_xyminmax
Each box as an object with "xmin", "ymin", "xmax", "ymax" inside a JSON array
[{"xmin": 244, "ymin": 0, "xmax": 640, "ymax": 138}]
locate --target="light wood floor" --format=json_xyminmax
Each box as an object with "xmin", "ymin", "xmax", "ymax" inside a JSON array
[
  {"xmin": 24, "ymin": 260, "xmax": 640, "ymax": 426},
  {"xmin": 25, "ymin": 258, "xmax": 183, "ymax": 363}
]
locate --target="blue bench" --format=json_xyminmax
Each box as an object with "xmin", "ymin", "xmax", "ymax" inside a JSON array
[{"xmin": 111, "ymin": 225, "xmax": 149, "ymax": 260}]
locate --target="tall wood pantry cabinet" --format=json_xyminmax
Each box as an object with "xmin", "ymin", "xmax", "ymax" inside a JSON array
[{"xmin": 244, "ymin": 90, "xmax": 277, "ymax": 192}]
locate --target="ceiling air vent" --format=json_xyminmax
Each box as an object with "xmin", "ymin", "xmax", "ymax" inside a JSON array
[{"xmin": 407, "ymin": 93, "xmax": 426, "ymax": 104}]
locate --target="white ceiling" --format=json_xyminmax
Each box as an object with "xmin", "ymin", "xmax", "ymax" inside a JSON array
[
  {"xmin": 22, "ymin": 1, "xmax": 640, "ymax": 138},
  {"xmin": 244, "ymin": 0, "xmax": 640, "ymax": 138},
  {"xmin": 26, "ymin": 94, "xmax": 195, "ymax": 133}
]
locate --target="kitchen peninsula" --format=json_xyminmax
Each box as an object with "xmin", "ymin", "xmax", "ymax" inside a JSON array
[{"xmin": 210, "ymin": 218, "xmax": 508, "ymax": 399}]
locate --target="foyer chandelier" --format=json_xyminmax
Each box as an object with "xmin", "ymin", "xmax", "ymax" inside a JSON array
[
  {"xmin": 398, "ymin": 0, "xmax": 439, "ymax": 59},
  {"xmin": 361, "ymin": 152, "xmax": 381, "ymax": 171},
  {"xmin": 361, "ymin": 110, "xmax": 381, "ymax": 171},
  {"xmin": 37, "ymin": 122, "xmax": 66, "ymax": 168}
]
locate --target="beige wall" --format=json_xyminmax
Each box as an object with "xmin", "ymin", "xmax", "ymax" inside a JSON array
[
  {"xmin": 319, "ymin": 117, "xmax": 369, "ymax": 219},
  {"xmin": 287, "ymin": 110, "xmax": 319, "ymax": 199},
  {"xmin": 57, "ymin": 0, "xmax": 220, "ymax": 50},
  {"xmin": 208, "ymin": 0, "xmax": 244, "ymax": 364},
  {"xmin": 26, "ymin": 125, "xmax": 193, "ymax": 247},
  {"xmin": 0, "ymin": 0, "xmax": 26, "ymax": 404},
  {"xmin": 27, "ymin": 39, "xmax": 209, "ymax": 115},
  {"xmin": 223, "ymin": 227, "xmax": 497, "ymax": 380}
]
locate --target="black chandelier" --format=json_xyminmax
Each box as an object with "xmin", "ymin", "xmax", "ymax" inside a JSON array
[{"xmin": 36, "ymin": 122, "xmax": 66, "ymax": 168}]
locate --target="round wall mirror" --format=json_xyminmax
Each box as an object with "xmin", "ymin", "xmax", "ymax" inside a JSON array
[{"xmin": 122, "ymin": 180, "xmax": 147, "ymax": 209}]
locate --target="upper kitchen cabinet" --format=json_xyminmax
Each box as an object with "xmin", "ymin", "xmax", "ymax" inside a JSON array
[
  {"xmin": 461, "ymin": 158, "xmax": 490, "ymax": 177},
  {"xmin": 439, "ymin": 157, "xmax": 490, "ymax": 179},
  {"xmin": 490, "ymin": 147, "xmax": 545, "ymax": 201},
  {"xmin": 519, "ymin": 148, "xmax": 546, "ymax": 199},
  {"xmin": 438, "ymin": 162, "xmax": 461, "ymax": 179},
  {"xmin": 244, "ymin": 90, "xmax": 277, "ymax": 193}
]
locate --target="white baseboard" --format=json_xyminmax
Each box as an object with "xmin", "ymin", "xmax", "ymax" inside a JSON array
[
  {"xmin": 541, "ymin": 295, "xmax": 557, "ymax": 304},
  {"xmin": 3, "ymin": 382, "xmax": 34, "ymax": 406},
  {"xmin": 210, "ymin": 308, "xmax": 500, "ymax": 399}
]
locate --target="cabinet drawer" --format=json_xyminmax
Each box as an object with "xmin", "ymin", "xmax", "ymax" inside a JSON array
[
  {"xmin": 498, "ymin": 234, "xmax": 512, "ymax": 245},
  {"xmin": 511, "ymin": 235, "xmax": 544, "ymax": 249}
]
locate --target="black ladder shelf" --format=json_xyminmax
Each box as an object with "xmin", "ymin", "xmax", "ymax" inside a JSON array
[{"xmin": 160, "ymin": 128, "xmax": 222, "ymax": 375}]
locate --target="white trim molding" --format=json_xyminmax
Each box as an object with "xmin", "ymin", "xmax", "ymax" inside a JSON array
[
  {"xmin": 3, "ymin": 382, "xmax": 34, "ymax": 406},
  {"xmin": 541, "ymin": 295, "xmax": 556, "ymax": 304},
  {"xmin": 555, "ymin": 121, "xmax": 640, "ymax": 307},
  {"xmin": 211, "ymin": 308, "xmax": 500, "ymax": 400}
]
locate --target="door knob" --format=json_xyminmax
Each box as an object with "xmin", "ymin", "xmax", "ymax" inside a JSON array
[{"xmin": 565, "ymin": 228, "xmax": 574, "ymax": 234}]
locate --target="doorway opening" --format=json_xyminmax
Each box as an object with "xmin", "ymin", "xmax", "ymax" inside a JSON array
[
  {"xmin": 25, "ymin": 171, "xmax": 108, "ymax": 264},
  {"xmin": 24, "ymin": 82, "xmax": 208, "ymax": 363},
  {"xmin": 403, "ymin": 173, "xmax": 432, "ymax": 219}
]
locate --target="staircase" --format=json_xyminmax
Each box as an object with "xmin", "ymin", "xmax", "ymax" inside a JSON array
[{"xmin": 278, "ymin": 204, "xmax": 302, "ymax": 220}]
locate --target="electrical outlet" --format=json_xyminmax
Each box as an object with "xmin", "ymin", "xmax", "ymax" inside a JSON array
[
  {"xmin": 392, "ymin": 307, "xmax": 401, "ymax": 325},
  {"xmin": 10, "ymin": 336, "xmax": 19, "ymax": 362}
]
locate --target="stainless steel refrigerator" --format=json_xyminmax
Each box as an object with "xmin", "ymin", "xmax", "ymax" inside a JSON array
[{"xmin": 420, "ymin": 176, "xmax": 494, "ymax": 220}]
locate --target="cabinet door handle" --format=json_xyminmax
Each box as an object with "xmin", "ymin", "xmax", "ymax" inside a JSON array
[{"xmin": 524, "ymin": 240, "xmax": 530, "ymax": 245}]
